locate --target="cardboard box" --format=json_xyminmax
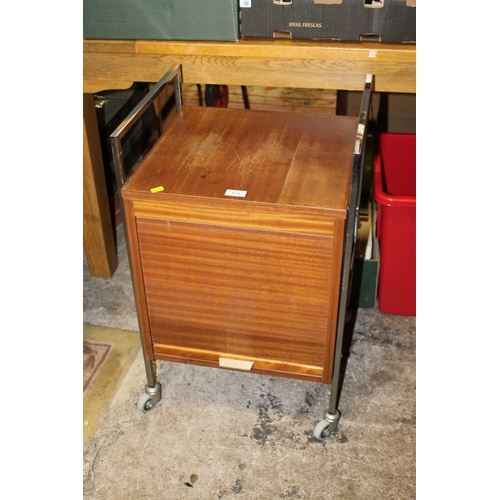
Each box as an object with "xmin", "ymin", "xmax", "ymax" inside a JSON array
[
  {"xmin": 84, "ymin": 0, "xmax": 240, "ymax": 41},
  {"xmin": 239, "ymin": 0, "xmax": 416, "ymax": 43}
]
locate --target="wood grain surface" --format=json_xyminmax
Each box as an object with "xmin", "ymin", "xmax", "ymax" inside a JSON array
[
  {"xmin": 138, "ymin": 219, "xmax": 335, "ymax": 382},
  {"xmin": 122, "ymin": 106, "xmax": 358, "ymax": 211},
  {"xmin": 83, "ymin": 93, "xmax": 117, "ymax": 277},
  {"xmin": 83, "ymin": 39, "xmax": 416, "ymax": 93}
]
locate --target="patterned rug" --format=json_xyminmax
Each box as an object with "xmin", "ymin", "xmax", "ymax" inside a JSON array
[
  {"xmin": 84, "ymin": 340, "xmax": 112, "ymax": 392},
  {"xmin": 83, "ymin": 324, "xmax": 141, "ymax": 442}
]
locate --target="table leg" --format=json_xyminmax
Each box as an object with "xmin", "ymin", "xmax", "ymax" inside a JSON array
[{"xmin": 83, "ymin": 93, "xmax": 118, "ymax": 278}]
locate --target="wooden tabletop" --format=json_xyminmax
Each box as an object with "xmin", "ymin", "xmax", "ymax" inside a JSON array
[{"xmin": 84, "ymin": 39, "xmax": 416, "ymax": 94}]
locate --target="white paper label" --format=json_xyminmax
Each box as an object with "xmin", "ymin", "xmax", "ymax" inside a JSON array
[
  {"xmin": 219, "ymin": 357, "xmax": 254, "ymax": 371},
  {"xmin": 224, "ymin": 189, "xmax": 247, "ymax": 198},
  {"xmin": 240, "ymin": 0, "xmax": 251, "ymax": 7}
]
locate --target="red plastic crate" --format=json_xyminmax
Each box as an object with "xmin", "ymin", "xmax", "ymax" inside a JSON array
[{"xmin": 373, "ymin": 133, "xmax": 416, "ymax": 316}]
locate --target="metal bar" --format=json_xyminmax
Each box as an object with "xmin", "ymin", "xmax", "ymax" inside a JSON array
[
  {"xmin": 242, "ymin": 85, "xmax": 250, "ymax": 109},
  {"xmin": 109, "ymin": 64, "xmax": 183, "ymax": 389},
  {"xmin": 173, "ymin": 71, "xmax": 183, "ymax": 113},
  {"xmin": 327, "ymin": 74, "xmax": 373, "ymax": 419},
  {"xmin": 110, "ymin": 63, "xmax": 182, "ymax": 189}
]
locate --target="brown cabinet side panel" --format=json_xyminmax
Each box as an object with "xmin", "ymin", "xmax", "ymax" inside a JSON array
[
  {"xmin": 322, "ymin": 219, "xmax": 346, "ymax": 383},
  {"xmin": 136, "ymin": 219, "xmax": 335, "ymax": 372},
  {"xmin": 122, "ymin": 199, "xmax": 155, "ymax": 359}
]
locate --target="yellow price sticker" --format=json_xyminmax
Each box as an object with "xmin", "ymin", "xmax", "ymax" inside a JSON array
[{"xmin": 150, "ymin": 186, "xmax": 164, "ymax": 193}]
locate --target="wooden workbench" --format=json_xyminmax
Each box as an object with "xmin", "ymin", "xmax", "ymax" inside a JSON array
[{"xmin": 83, "ymin": 39, "xmax": 416, "ymax": 277}]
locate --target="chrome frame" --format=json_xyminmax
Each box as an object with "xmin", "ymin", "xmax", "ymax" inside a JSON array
[
  {"xmin": 323, "ymin": 74, "xmax": 373, "ymax": 432},
  {"xmin": 110, "ymin": 64, "xmax": 182, "ymax": 189},
  {"xmin": 109, "ymin": 64, "xmax": 183, "ymax": 401}
]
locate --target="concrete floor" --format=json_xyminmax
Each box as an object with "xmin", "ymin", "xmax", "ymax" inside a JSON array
[{"xmin": 83, "ymin": 224, "xmax": 416, "ymax": 499}]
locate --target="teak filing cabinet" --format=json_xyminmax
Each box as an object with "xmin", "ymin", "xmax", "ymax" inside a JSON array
[{"xmin": 111, "ymin": 65, "xmax": 372, "ymax": 439}]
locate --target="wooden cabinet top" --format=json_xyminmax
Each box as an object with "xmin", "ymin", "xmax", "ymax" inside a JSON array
[{"xmin": 122, "ymin": 106, "xmax": 358, "ymax": 216}]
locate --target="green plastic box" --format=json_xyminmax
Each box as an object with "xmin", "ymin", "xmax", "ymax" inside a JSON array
[
  {"xmin": 83, "ymin": 0, "xmax": 240, "ymax": 41},
  {"xmin": 351, "ymin": 199, "xmax": 379, "ymax": 309}
]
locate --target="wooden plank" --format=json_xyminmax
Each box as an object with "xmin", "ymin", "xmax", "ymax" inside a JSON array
[
  {"xmin": 83, "ymin": 40, "xmax": 416, "ymax": 93},
  {"xmin": 135, "ymin": 39, "xmax": 416, "ymax": 64},
  {"xmin": 84, "ymin": 52, "xmax": 414, "ymax": 93},
  {"xmin": 83, "ymin": 39, "xmax": 137, "ymax": 53},
  {"xmin": 129, "ymin": 197, "xmax": 340, "ymax": 236},
  {"xmin": 84, "ymin": 80, "xmax": 135, "ymax": 94},
  {"xmin": 153, "ymin": 344, "xmax": 324, "ymax": 382},
  {"xmin": 83, "ymin": 38, "xmax": 416, "ymax": 64},
  {"xmin": 83, "ymin": 93, "xmax": 118, "ymax": 277}
]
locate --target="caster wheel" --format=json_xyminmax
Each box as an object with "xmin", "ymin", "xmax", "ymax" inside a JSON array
[
  {"xmin": 138, "ymin": 393, "xmax": 155, "ymax": 413},
  {"xmin": 314, "ymin": 419, "xmax": 332, "ymax": 440}
]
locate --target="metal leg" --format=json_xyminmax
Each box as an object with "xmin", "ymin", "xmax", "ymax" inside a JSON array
[
  {"xmin": 138, "ymin": 356, "xmax": 162, "ymax": 413},
  {"xmin": 242, "ymin": 85, "xmax": 250, "ymax": 109},
  {"xmin": 315, "ymin": 75, "xmax": 373, "ymax": 440},
  {"xmin": 110, "ymin": 64, "xmax": 183, "ymax": 414}
]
